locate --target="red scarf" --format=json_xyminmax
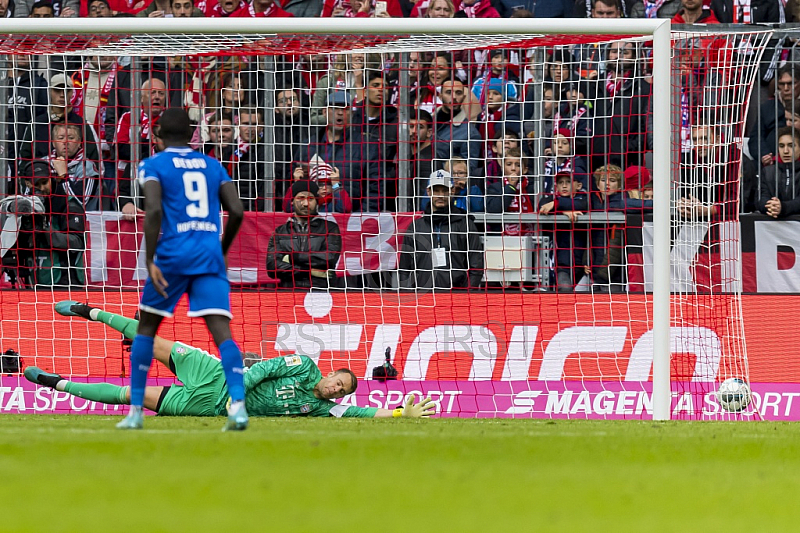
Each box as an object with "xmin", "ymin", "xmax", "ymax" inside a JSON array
[
  {"xmin": 503, "ymin": 176, "xmax": 533, "ymax": 236},
  {"xmin": 606, "ymin": 70, "xmax": 632, "ymax": 98},
  {"xmin": 70, "ymin": 61, "xmax": 118, "ymax": 142}
]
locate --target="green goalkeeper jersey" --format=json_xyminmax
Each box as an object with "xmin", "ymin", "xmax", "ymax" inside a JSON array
[{"xmin": 240, "ymin": 354, "xmax": 378, "ymax": 418}]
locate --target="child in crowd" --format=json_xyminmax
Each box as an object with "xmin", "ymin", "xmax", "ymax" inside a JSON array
[
  {"xmin": 539, "ymin": 172, "xmax": 588, "ymax": 291},
  {"xmin": 758, "ymin": 126, "xmax": 800, "ymax": 218},
  {"xmin": 588, "ymin": 165, "xmax": 653, "ymax": 292},
  {"xmin": 543, "ymin": 128, "xmax": 589, "ymax": 194},
  {"xmin": 486, "ymin": 147, "xmax": 534, "ymax": 235},
  {"xmin": 485, "ymin": 127, "xmax": 521, "ymax": 183}
]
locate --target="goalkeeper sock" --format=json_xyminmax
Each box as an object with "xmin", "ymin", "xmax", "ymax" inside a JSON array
[
  {"xmin": 63, "ymin": 382, "xmax": 129, "ymax": 404},
  {"xmin": 95, "ymin": 310, "xmax": 139, "ymax": 340},
  {"xmin": 129, "ymin": 335, "xmax": 154, "ymax": 407},
  {"xmin": 219, "ymin": 339, "xmax": 245, "ymax": 403}
]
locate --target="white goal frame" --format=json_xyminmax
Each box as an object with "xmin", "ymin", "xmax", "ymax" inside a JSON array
[{"xmin": 1, "ymin": 17, "xmax": 673, "ymax": 420}]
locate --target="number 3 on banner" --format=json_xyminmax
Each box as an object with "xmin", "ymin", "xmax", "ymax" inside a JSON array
[{"xmin": 183, "ymin": 171, "xmax": 209, "ymax": 218}]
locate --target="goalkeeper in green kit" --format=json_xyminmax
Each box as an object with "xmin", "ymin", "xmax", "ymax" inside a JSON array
[{"xmin": 23, "ymin": 301, "xmax": 436, "ymax": 419}]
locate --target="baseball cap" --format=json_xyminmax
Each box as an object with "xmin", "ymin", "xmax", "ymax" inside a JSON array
[
  {"xmin": 20, "ymin": 160, "xmax": 53, "ymax": 180},
  {"xmin": 49, "ymin": 74, "xmax": 73, "ymax": 89},
  {"xmin": 427, "ymin": 169, "xmax": 452, "ymax": 189},
  {"xmin": 327, "ymin": 91, "xmax": 352, "ymax": 107}
]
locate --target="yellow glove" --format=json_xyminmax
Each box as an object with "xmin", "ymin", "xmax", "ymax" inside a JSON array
[{"xmin": 393, "ymin": 394, "xmax": 436, "ymax": 418}]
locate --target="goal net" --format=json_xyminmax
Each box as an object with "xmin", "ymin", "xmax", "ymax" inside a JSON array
[{"xmin": 0, "ymin": 20, "xmax": 769, "ymax": 420}]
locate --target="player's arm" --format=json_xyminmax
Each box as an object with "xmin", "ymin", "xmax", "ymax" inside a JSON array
[{"xmin": 219, "ymin": 181, "xmax": 244, "ymax": 256}]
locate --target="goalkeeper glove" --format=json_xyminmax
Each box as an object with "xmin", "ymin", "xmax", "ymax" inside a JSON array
[{"xmin": 392, "ymin": 394, "xmax": 436, "ymax": 418}]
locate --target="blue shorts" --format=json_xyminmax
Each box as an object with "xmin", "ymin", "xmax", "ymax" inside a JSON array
[{"xmin": 139, "ymin": 271, "xmax": 232, "ymax": 319}]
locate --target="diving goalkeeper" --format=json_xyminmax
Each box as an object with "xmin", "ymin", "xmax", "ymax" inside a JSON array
[{"xmin": 23, "ymin": 301, "xmax": 435, "ymax": 419}]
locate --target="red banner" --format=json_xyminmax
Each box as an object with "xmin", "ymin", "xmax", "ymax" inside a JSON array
[
  {"xmin": 85, "ymin": 211, "xmax": 419, "ymax": 287},
  {"xmin": 1, "ymin": 291, "xmax": 796, "ymax": 384}
]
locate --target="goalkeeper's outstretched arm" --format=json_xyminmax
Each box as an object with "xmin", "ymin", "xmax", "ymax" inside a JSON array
[{"xmin": 371, "ymin": 394, "xmax": 437, "ymax": 418}]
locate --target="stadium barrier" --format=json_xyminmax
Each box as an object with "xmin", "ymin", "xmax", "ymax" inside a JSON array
[{"xmin": 81, "ymin": 210, "xmax": 800, "ymax": 293}]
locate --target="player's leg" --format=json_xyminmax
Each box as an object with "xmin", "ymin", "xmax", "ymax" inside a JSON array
[
  {"xmin": 187, "ymin": 273, "xmax": 248, "ymax": 431},
  {"xmin": 55, "ymin": 301, "xmax": 182, "ymax": 376},
  {"xmin": 119, "ymin": 274, "xmax": 187, "ymax": 429},
  {"xmin": 23, "ymin": 367, "xmax": 163, "ymax": 411},
  {"xmin": 57, "ymin": 301, "xmax": 144, "ymax": 341}
]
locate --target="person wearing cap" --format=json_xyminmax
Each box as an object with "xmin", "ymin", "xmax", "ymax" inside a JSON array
[
  {"xmin": 266, "ymin": 180, "xmax": 342, "ymax": 289},
  {"xmin": 313, "ymin": 164, "xmax": 352, "ymax": 214},
  {"xmin": 19, "ymin": 73, "xmax": 102, "ymax": 178},
  {"xmin": 623, "ymin": 165, "xmax": 651, "ymax": 200},
  {"xmin": 294, "ymin": 90, "xmax": 381, "ymax": 212},
  {"xmin": 17, "ymin": 159, "xmax": 86, "ymax": 286},
  {"xmin": 472, "ymin": 74, "xmax": 522, "ymax": 148},
  {"xmin": 398, "ymin": 170, "xmax": 483, "ymax": 290}
]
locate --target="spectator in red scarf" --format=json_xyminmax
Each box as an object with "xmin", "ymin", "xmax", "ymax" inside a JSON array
[
  {"xmin": 70, "ymin": 56, "xmax": 131, "ymax": 196},
  {"xmin": 114, "ymin": 77, "xmax": 165, "ymax": 179},
  {"xmin": 486, "ymin": 147, "xmax": 535, "ymax": 236},
  {"xmin": 47, "ymin": 122, "xmax": 101, "ymax": 211},
  {"xmin": 544, "ymin": 128, "xmax": 589, "ymax": 193}
]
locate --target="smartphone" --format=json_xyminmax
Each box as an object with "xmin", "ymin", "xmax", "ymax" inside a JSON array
[{"xmin": 375, "ymin": 1, "xmax": 387, "ymax": 16}]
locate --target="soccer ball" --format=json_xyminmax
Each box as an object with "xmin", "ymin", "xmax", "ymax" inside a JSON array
[{"xmin": 716, "ymin": 378, "xmax": 752, "ymax": 413}]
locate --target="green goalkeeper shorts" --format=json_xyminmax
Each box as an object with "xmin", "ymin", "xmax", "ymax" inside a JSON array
[{"xmin": 157, "ymin": 343, "xmax": 226, "ymax": 417}]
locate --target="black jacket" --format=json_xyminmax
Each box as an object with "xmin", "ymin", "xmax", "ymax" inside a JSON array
[
  {"xmin": 757, "ymin": 159, "xmax": 800, "ymax": 217},
  {"xmin": 3, "ymin": 69, "xmax": 48, "ymax": 166},
  {"xmin": 265, "ymin": 215, "xmax": 342, "ymax": 288},
  {"xmin": 398, "ymin": 204, "xmax": 484, "ymax": 289},
  {"xmin": 591, "ymin": 77, "xmax": 651, "ymax": 170},
  {"xmin": 33, "ymin": 181, "xmax": 86, "ymax": 286},
  {"xmin": 711, "ymin": 0, "xmax": 781, "ymax": 23},
  {"xmin": 748, "ymin": 99, "xmax": 786, "ymax": 165}
]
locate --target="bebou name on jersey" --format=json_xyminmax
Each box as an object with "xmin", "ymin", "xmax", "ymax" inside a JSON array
[{"xmin": 172, "ymin": 157, "xmax": 207, "ymax": 169}]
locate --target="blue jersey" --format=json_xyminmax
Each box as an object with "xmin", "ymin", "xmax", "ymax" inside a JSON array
[{"xmin": 138, "ymin": 147, "xmax": 230, "ymax": 276}]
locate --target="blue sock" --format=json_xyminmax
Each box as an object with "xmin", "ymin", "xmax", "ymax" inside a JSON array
[
  {"xmin": 219, "ymin": 339, "xmax": 245, "ymax": 402},
  {"xmin": 129, "ymin": 334, "xmax": 154, "ymax": 407}
]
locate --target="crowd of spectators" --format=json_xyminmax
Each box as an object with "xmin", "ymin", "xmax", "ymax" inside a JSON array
[{"xmin": 2, "ymin": 0, "xmax": 799, "ymax": 291}]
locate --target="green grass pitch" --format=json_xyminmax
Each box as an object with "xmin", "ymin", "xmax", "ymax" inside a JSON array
[{"xmin": 3, "ymin": 415, "xmax": 800, "ymax": 532}]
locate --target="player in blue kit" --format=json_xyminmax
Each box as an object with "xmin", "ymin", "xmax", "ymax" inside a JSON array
[{"xmin": 117, "ymin": 108, "xmax": 248, "ymax": 431}]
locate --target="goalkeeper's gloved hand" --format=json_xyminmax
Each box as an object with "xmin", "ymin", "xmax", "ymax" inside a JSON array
[{"xmin": 393, "ymin": 394, "xmax": 436, "ymax": 418}]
